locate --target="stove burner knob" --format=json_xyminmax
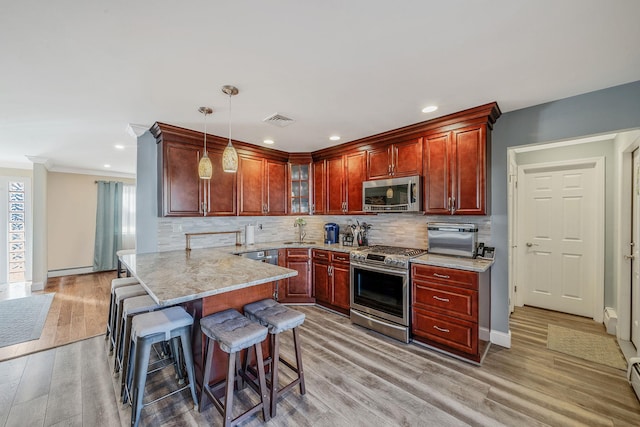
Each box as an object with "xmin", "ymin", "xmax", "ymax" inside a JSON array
[
  {"xmin": 397, "ymin": 260, "xmax": 406, "ymax": 267},
  {"xmin": 384, "ymin": 258, "xmax": 392, "ymax": 265}
]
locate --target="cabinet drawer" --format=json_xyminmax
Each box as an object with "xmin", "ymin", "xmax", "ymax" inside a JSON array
[
  {"xmin": 411, "ymin": 264, "xmax": 478, "ymax": 290},
  {"xmin": 413, "ymin": 281, "xmax": 477, "ymax": 321},
  {"xmin": 412, "ymin": 309, "xmax": 477, "ymax": 355},
  {"xmin": 330, "ymin": 251, "xmax": 350, "ymax": 264},
  {"xmin": 312, "ymin": 249, "xmax": 330, "ymax": 261},
  {"xmin": 286, "ymin": 248, "xmax": 310, "ymax": 259}
]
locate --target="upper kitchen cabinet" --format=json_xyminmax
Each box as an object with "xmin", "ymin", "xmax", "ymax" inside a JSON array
[
  {"xmin": 152, "ymin": 123, "xmax": 236, "ymax": 217},
  {"xmin": 289, "ymin": 155, "xmax": 312, "ymax": 215},
  {"xmin": 367, "ymin": 136, "xmax": 423, "ymax": 180},
  {"xmin": 325, "ymin": 151, "xmax": 366, "ymax": 214},
  {"xmin": 312, "ymin": 160, "xmax": 326, "ymax": 215},
  {"xmin": 423, "ymin": 124, "xmax": 487, "ymax": 215},
  {"xmin": 238, "ymin": 154, "xmax": 288, "ymax": 216}
]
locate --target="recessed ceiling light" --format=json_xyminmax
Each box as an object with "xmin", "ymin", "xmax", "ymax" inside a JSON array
[
  {"xmin": 115, "ymin": 144, "xmax": 125, "ymax": 150},
  {"xmin": 104, "ymin": 164, "xmax": 111, "ymax": 168},
  {"xmin": 422, "ymin": 105, "xmax": 438, "ymax": 113},
  {"xmin": 263, "ymin": 139, "xmax": 274, "ymax": 145},
  {"xmin": 329, "ymin": 135, "xmax": 340, "ymax": 141}
]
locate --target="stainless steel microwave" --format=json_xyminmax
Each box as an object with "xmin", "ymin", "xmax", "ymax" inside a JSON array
[{"xmin": 362, "ymin": 175, "xmax": 421, "ymax": 213}]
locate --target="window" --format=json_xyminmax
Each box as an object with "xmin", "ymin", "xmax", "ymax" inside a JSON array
[{"xmin": 5, "ymin": 180, "xmax": 27, "ymax": 283}]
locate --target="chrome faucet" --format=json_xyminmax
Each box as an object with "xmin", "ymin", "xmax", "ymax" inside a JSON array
[{"xmin": 294, "ymin": 218, "xmax": 306, "ymax": 243}]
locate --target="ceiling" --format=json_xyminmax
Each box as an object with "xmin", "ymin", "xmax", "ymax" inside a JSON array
[{"xmin": 2, "ymin": 1, "xmax": 639, "ymax": 177}]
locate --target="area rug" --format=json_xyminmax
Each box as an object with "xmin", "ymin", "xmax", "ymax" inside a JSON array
[
  {"xmin": 0, "ymin": 293, "xmax": 54, "ymax": 348},
  {"xmin": 547, "ymin": 324, "xmax": 627, "ymax": 370}
]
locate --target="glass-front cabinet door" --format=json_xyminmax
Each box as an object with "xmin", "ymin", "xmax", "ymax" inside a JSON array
[{"xmin": 290, "ymin": 163, "xmax": 310, "ymax": 214}]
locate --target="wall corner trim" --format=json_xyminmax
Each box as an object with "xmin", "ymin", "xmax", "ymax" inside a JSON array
[{"xmin": 490, "ymin": 328, "xmax": 512, "ymax": 349}]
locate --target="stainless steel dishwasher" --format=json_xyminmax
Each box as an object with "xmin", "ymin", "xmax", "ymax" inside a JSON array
[{"xmin": 237, "ymin": 249, "xmax": 279, "ymax": 265}]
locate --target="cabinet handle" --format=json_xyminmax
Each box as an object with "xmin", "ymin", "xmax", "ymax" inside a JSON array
[
  {"xmin": 451, "ymin": 197, "xmax": 456, "ymax": 215},
  {"xmin": 328, "ymin": 265, "xmax": 333, "ymax": 276},
  {"xmin": 433, "ymin": 325, "xmax": 450, "ymax": 333},
  {"xmin": 433, "ymin": 273, "xmax": 450, "ymax": 279},
  {"xmin": 388, "ymin": 164, "xmax": 392, "ymax": 175},
  {"xmin": 432, "ymin": 295, "xmax": 450, "ymax": 303}
]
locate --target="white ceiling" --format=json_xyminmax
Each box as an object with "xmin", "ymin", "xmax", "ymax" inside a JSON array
[{"xmin": 2, "ymin": 1, "xmax": 639, "ymax": 177}]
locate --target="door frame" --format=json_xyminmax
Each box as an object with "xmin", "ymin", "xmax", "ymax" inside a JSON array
[
  {"xmin": 511, "ymin": 156, "xmax": 605, "ymax": 323},
  {"xmin": 615, "ymin": 131, "xmax": 640, "ymax": 342}
]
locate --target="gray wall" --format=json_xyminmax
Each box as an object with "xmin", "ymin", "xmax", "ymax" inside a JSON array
[
  {"xmin": 135, "ymin": 132, "xmax": 158, "ymax": 254},
  {"xmin": 516, "ymin": 140, "xmax": 615, "ymax": 306},
  {"xmin": 491, "ymin": 80, "xmax": 640, "ymax": 334}
]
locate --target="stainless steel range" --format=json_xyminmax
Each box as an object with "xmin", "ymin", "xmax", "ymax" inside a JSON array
[{"xmin": 350, "ymin": 245, "xmax": 427, "ymax": 343}]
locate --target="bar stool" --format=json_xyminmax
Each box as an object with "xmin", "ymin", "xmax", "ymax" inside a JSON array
[
  {"xmin": 106, "ymin": 277, "xmax": 139, "ymax": 341},
  {"xmin": 200, "ymin": 309, "xmax": 270, "ymax": 427},
  {"xmin": 243, "ymin": 299, "xmax": 306, "ymax": 418},
  {"xmin": 114, "ymin": 295, "xmax": 160, "ymax": 381},
  {"xmin": 125, "ymin": 306, "xmax": 198, "ymax": 427},
  {"xmin": 116, "ymin": 249, "xmax": 135, "ymax": 278},
  {"xmin": 110, "ymin": 284, "xmax": 148, "ymax": 354}
]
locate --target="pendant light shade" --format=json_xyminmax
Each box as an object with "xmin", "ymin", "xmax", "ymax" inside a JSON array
[
  {"xmin": 221, "ymin": 85, "xmax": 239, "ymax": 173},
  {"xmin": 198, "ymin": 106, "xmax": 213, "ymax": 180}
]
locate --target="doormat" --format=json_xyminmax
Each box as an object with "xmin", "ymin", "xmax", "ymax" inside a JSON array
[
  {"xmin": 0, "ymin": 293, "xmax": 54, "ymax": 348},
  {"xmin": 547, "ymin": 324, "xmax": 627, "ymax": 370}
]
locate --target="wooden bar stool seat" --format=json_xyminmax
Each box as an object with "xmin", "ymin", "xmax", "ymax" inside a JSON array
[
  {"xmin": 243, "ymin": 298, "xmax": 306, "ymax": 418},
  {"xmin": 200, "ymin": 308, "xmax": 270, "ymax": 427}
]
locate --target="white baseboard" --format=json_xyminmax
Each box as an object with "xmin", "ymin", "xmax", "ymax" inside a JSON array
[
  {"xmin": 490, "ymin": 328, "xmax": 512, "ymax": 349},
  {"xmin": 48, "ymin": 266, "xmax": 94, "ymax": 278},
  {"xmin": 30, "ymin": 281, "xmax": 45, "ymax": 291},
  {"xmin": 604, "ymin": 307, "xmax": 618, "ymax": 335}
]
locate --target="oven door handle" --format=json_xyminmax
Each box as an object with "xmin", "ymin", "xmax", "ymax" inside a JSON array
[{"xmin": 350, "ymin": 262, "xmax": 408, "ymax": 276}]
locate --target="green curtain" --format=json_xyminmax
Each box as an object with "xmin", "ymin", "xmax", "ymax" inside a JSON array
[{"xmin": 93, "ymin": 181, "xmax": 123, "ymax": 271}]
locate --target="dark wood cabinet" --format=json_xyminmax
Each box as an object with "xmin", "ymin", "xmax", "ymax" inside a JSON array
[
  {"xmin": 158, "ymin": 140, "xmax": 236, "ymax": 217},
  {"xmin": 323, "ymin": 152, "xmax": 366, "ymax": 215},
  {"xmin": 238, "ymin": 155, "xmax": 287, "ymax": 216},
  {"xmin": 289, "ymin": 162, "xmax": 311, "ymax": 215},
  {"xmin": 423, "ymin": 124, "xmax": 487, "ymax": 215},
  {"xmin": 312, "ymin": 249, "xmax": 350, "ymax": 315},
  {"xmin": 278, "ymin": 248, "xmax": 313, "ymax": 303},
  {"xmin": 312, "ymin": 160, "xmax": 326, "ymax": 215},
  {"xmin": 367, "ymin": 137, "xmax": 423, "ymax": 180},
  {"xmin": 411, "ymin": 264, "xmax": 490, "ymax": 364}
]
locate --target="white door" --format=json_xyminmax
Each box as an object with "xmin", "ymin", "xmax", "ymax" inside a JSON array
[
  {"xmin": 517, "ymin": 160, "xmax": 603, "ymax": 318},
  {"xmin": 632, "ymin": 148, "xmax": 640, "ymax": 348}
]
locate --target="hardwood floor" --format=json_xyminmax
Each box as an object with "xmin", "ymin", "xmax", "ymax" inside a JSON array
[
  {"xmin": 0, "ymin": 273, "xmax": 639, "ymax": 426},
  {"xmin": 0, "ymin": 272, "xmax": 113, "ymax": 362}
]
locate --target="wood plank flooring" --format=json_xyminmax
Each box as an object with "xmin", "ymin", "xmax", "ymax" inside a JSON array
[
  {"xmin": 0, "ymin": 273, "xmax": 638, "ymax": 426},
  {"xmin": 0, "ymin": 272, "xmax": 112, "ymax": 362}
]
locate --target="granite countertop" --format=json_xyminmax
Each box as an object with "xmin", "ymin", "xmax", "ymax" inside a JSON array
[
  {"xmin": 410, "ymin": 253, "xmax": 494, "ymax": 272},
  {"xmin": 119, "ymin": 248, "xmax": 297, "ymax": 306}
]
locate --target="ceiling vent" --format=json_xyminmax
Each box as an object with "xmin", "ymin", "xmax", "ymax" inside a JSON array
[{"xmin": 263, "ymin": 113, "xmax": 295, "ymax": 128}]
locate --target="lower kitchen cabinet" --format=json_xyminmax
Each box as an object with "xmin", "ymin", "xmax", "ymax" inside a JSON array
[
  {"xmin": 278, "ymin": 248, "xmax": 313, "ymax": 303},
  {"xmin": 312, "ymin": 249, "xmax": 350, "ymax": 315},
  {"xmin": 411, "ymin": 264, "xmax": 490, "ymax": 364}
]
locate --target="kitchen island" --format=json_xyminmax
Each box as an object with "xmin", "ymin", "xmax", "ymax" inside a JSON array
[{"xmin": 118, "ymin": 247, "xmax": 298, "ymax": 396}]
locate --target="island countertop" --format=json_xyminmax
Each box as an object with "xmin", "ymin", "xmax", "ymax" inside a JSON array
[{"xmin": 119, "ymin": 248, "xmax": 298, "ymax": 306}]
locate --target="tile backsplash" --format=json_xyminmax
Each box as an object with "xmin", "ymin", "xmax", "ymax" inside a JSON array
[{"xmin": 157, "ymin": 214, "xmax": 492, "ymax": 252}]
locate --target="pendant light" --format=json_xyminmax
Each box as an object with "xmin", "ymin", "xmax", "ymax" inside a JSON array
[
  {"xmin": 221, "ymin": 85, "xmax": 239, "ymax": 173},
  {"xmin": 197, "ymin": 106, "xmax": 213, "ymax": 179}
]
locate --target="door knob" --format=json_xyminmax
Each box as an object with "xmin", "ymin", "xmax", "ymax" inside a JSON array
[
  {"xmin": 624, "ymin": 254, "xmax": 636, "ymax": 260},
  {"xmin": 526, "ymin": 242, "xmax": 539, "ymax": 247}
]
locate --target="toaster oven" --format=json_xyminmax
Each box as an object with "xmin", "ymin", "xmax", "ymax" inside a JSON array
[{"xmin": 427, "ymin": 223, "xmax": 478, "ymax": 258}]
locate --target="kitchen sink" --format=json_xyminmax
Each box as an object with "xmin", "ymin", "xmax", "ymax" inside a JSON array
[{"xmin": 283, "ymin": 241, "xmax": 317, "ymax": 245}]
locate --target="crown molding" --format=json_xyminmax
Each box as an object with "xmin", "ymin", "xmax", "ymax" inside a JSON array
[
  {"xmin": 127, "ymin": 123, "xmax": 150, "ymax": 138},
  {"xmin": 25, "ymin": 156, "xmax": 52, "ymax": 169},
  {"xmin": 48, "ymin": 165, "xmax": 136, "ymax": 179}
]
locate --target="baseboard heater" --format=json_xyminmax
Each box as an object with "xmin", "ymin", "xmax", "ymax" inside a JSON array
[{"xmin": 628, "ymin": 357, "xmax": 640, "ymax": 401}]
